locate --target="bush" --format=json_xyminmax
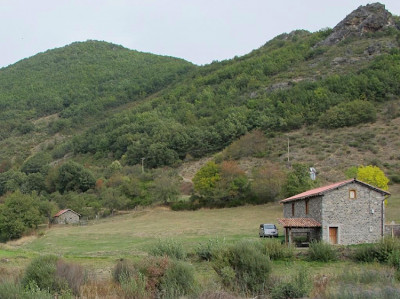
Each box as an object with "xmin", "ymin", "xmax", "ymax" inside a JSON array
[
  {"xmin": 119, "ymin": 272, "xmax": 148, "ymax": 299},
  {"xmin": 149, "ymin": 239, "xmax": 187, "ymax": 260},
  {"xmin": 353, "ymin": 244, "xmax": 377, "ymax": 263},
  {"xmin": 308, "ymin": 241, "xmax": 337, "ymax": 262},
  {"xmin": 113, "ymin": 259, "xmax": 136, "ymax": 283},
  {"xmin": 270, "ymin": 267, "xmax": 312, "ymax": 299},
  {"xmin": 22, "ymin": 255, "xmax": 84, "ymax": 296},
  {"xmin": 213, "ymin": 240, "xmax": 271, "ymax": 295},
  {"xmin": 137, "ymin": 256, "xmax": 170, "ymax": 295},
  {"xmin": 159, "ymin": 260, "xmax": 197, "ymax": 298},
  {"xmin": 55, "ymin": 259, "xmax": 86, "ymax": 295},
  {"xmin": 375, "ymin": 237, "xmax": 400, "ymax": 263},
  {"xmin": 21, "ymin": 255, "xmax": 66, "ymax": 293},
  {"xmin": 0, "ymin": 280, "xmax": 53, "ymax": 299},
  {"xmin": 195, "ymin": 238, "xmax": 225, "ymax": 261},
  {"xmin": 354, "ymin": 238, "xmax": 400, "ymax": 264},
  {"xmin": 263, "ymin": 239, "xmax": 294, "ymax": 261}
]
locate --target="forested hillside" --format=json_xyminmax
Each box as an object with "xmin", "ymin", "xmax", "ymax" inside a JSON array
[
  {"xmin": 72, "ymin": 28, "xmax": 400, "ymax": 167},
  {"xmin": 0, "ymin": 3, "xmax": 399, "ymax": 241},
  {"xmin": 0, "ymin": 40, "xmax": 195, "ymax": 140}
]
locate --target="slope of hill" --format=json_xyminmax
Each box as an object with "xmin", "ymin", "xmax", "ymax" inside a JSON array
[{"xmin": 0, "ymin": 40, "xmax": 195, "ymax": 140}]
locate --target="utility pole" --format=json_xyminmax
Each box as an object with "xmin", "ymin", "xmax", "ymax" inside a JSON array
[
  {"xmin": 141, "ymin": 157, "xmax": 145, "ymax": 173},
  {"xmin": 287, "ymin": 137, "xmax": 290, "ymax": 163}
]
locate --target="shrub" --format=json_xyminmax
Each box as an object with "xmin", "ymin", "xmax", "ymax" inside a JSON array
[
  {"xmin": 375, "ymin": 237, "xmax": 400, "ymax": 263},
  {"xmin": 21, "ymin": 255, "xmax": 67, "ymax": 293},
  {"xmin": 353, "ymin": 245, "xmax": 378, "ymax": 263},
  {"xmin": 138, "ymin": 256, "xmax": 170, "ymax": 295},
  {"xmin": 308, "ymin": 241, "xmax": 337, "ymax": 262},
  {"xmin": 354, "ymin": 238, "xmax": 400, "ymax": 264},
  {"xmin": 55, "ymin": 260, "xmax": 86, "ymax": 295},
  {"xmin": 263, "ymin": 239, "xmax": 294, "ymax": 260},
  {"xmin": 113, "ymin": 259, "xmax": 136, "ymax": 283},
  {"xmin": 270, "ymin": 267, "xmax": 312, "ymax": 299},
  {"xmin": 213, "ymin": 240, "xmax": 271, "ymax": 295},
  {"xmin": 22, "ymin": 255, "xmax": 85, "ymax": 296},
  {"xmin": 195, "ymin": 238, "xmax": 225, "ymax": 261},
  {"xmin": 159, "ymin": 260, "xmax": 197, "ymax": 298},
  {"xmin": 149, "ymin": 239, "xmax": 187, "ymax": 260},
  {"xmin": 119, "ymin": 272, "xmax": 148, "ymax": 299},
  {"xmin": 389, "ymin": 250, "xmax": 400, "ymax": 270},
  {"xmin": 0, "ymin": 280, "xmax": 53, "ymax": 299}
]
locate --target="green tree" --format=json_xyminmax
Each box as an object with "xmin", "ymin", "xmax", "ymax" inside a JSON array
[
  {"xmin": 0, "ymin": 170, "xmax": 27, "ymax": 196},
  {"xmin": 0, "ymin": 191, "xmax": 43, "ymax": 241},
  {"xmin": 151, "ymin": 168, "xmax": 181, "ymax": 204},
  {"xmin": 21, "ymin": 152, "xmax": 51, "ymax": 174},
  {"xmin": 285, "ymin": 163, "xmax": 316, "ymax": 197},
  {"xmin": 215, "ymin": 160, "xmax": 249, "ymax": 203},
  {"xmin": 55, "ymin": 161, "xmax": 96, "ymax": 193},
  {"xmin": 251, "ymin": 161, "xmax": 286, "ymax": 202},
  {"xmin": 357, "ymin": 165, "xmax": 389, "ymax": 190},
  {"xmin": 193, "ymin": 161, "xmax": 220, "ymax": 197},
  {"xmin": 345, "ymin": 166, "xmax": 358, "ymax": 179}
]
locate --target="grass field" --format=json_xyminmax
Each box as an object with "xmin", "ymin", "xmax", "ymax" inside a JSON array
[
  {"xmin": 0, "ymin": 191, "xmax": 399, "ymax": 296},
  {"xmin": 8, "ymin": 202, "xmax": 282, "ymax": 257}
]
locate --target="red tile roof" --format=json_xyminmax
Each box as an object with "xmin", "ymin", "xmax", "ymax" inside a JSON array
[
  {"xmin": 280, "ymin": 179, "xmax": 390, "ymax": 203},
  {"xmin": 54, "ymin": 209, "xmax": 81, "ymax": 217},
  {"xmin": 278, "ymin": 218, "xmax": 321, "ymax": 228}
]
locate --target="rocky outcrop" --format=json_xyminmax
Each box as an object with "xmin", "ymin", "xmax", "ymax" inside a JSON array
[{"xmin": 318, "ymin": 3, "xmax": 397, "ymax": 46}]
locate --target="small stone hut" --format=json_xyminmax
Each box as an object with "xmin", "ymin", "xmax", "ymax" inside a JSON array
[
  {"xmin": 278, "ymin": 179, "xmax": 390, "ymax": 245},
  {"xmin": 53, "ymin": 209, "xmax": 81, "ymax": 224}
]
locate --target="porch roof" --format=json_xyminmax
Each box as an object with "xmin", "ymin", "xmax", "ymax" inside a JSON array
[{"xmin": 278, "ymin": 218, "xmax": 321, "ymax": 228}]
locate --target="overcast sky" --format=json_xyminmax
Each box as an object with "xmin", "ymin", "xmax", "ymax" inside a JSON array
[{"xmin": 0, "ymin": 1, "xmax": 399, "ymax": 68}]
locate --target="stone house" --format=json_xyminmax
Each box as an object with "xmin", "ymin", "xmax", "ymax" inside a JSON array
[
  {"xmin": 278, "ymin": 179, "xmax": 390, "ymax": 245},
  {"xmin": 53, "ymin": 209, "xmax": 81, "ymax": 224}
]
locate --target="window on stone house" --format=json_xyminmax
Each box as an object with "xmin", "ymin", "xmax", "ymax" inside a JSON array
[
  {"xmin": 305, "ymin": 200, "xmax": 309, "ymax": 214},
  {"xmin": 292, "ymin": 203, "xmax": 295, "ymax": 216},
  {"xmin": 349, "ymin": 189, "xmax": 357, "ymax": 199}
]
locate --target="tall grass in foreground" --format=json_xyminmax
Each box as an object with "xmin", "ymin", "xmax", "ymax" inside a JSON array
[
  {"xmin": 112, "ymin": 256, "xmax": 197, "ymax": 298},
  {"xmin": 269, "ymin": 267, "xmax": 312, "ymax": 299},
  {"xmin": 0, "ymin": 280, "xmax": 53, "ymax": 299},
  {"xmin": 324, "ymin": 267, "xmax": 400, "ymax": 299},
  {"xmin": 263, "ymin": 238, "xmax": 294, "ymax": 260},
  {"xmin": 195, "ymin": 238, "xmax": 226, "ymax": 261},
  {"xmin": 212, "ymin": 239, "xmax": 271, "ymax": 296},
  {"xmin": 308, "ymin": 240, "xmax": 337, "ymax": 262},
  {"xmin": 149, "ymin": 239, "xmax": 187, "ymax": 260},
  {"xmin": 354, "ymin": 237, "xmax": 400, "ymax": 263}
]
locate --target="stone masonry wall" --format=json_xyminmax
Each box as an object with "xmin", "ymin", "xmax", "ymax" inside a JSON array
[
  {"xmin": 321, "ymin": 182, "xmax": 385, "ymax": 245},
  {"xmin": 283, "ymin": 196, "xmax": 323, "ymax": 223},
  {"xmin": 283, "ymin": 196, "xmax": 323, "ymax": 241},
  {"xmin": 55, "ymin": 211, "xmax": 80, "ymax": 224}
]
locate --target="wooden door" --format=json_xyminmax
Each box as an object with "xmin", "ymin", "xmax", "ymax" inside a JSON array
[{"xmin": 329, "ymin": 227, "xmax": 338, "ymax": 244}]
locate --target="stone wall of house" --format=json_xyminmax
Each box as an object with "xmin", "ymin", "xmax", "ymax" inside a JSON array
[
  {"xmin": 54, "ymin": 211, "xmax": 80, "ymax": 224},
  {"xmin": 321, "ymin": 182, "xmax": 385, "ymax": 245},
  {"xmin": 283, "ymin": 196, "xmax": 323, "ymax": 223}
]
